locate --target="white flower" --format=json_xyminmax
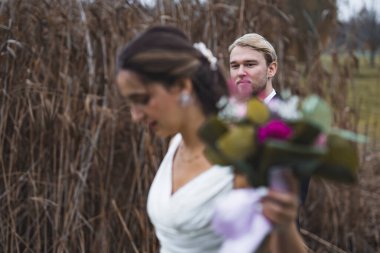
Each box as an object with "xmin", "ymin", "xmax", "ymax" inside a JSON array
[
  {"xmin": 218, "ymin": 97, "xmax": 247, "ymax": 122},
  {"xmin": 268, "ymin": 96, "xmax": 301, "ymax": 120},
  {"xmin": 193, "ymin": 42, "xmax": 217, "ymax": 70}
]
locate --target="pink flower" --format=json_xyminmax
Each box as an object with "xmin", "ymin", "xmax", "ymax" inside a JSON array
[
  {"xmin": 314, "ymin": 133, "xmax": 327, "ymax": 148},
  {"xmin": 218, "ymin": 97, "xmax": 247, "ymax": 121},
  {"xmin": 257, "ymin": 120, "xmax": 293, "ymax": 144}
]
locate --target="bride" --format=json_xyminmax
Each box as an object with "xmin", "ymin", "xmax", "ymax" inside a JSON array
[{"xmin": 115, "ymin": 25, "xmax": 306, "ymax": 253}]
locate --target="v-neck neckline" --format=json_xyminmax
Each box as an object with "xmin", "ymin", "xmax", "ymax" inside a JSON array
[{"xmin": 168, "ymin": 135, "xmax": 215, "ymax": 198}]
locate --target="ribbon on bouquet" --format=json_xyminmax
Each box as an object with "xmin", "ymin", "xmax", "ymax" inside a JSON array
[
  {"xmin": 212, "ymin": 167, "xmax": 293, "ymax": 253},
  {"xmin": 212, "ymin": 187, "xmax": 272, "ymax": 253}
]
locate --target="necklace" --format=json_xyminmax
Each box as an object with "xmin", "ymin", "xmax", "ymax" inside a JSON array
[{"xmin": 177, "ymin": 142, "xmax": 204, "ymax": 163}]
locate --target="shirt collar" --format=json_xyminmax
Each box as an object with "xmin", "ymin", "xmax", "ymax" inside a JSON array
[{"xmin": 263, "ymin": 89, "xmax": 276, "ymax": 104}]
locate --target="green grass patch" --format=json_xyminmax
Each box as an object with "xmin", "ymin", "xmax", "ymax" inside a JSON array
[
  {"xmin": 320, "ymin": 53, "xmax": 380, "ymax": 140},
  {"xmin": 351, "ymin": 56, "xmax": 380, "ymax": 140}
]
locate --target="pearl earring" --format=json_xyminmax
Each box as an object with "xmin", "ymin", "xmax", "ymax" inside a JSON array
[{"xmin": 179, "ymin": 91, "xmax": 192, "ymax": 107}]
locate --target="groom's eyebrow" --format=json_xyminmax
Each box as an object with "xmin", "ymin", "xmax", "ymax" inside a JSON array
[{"xmin": 230, "ymin": 59, "xmax": 258, "ymax": 65}]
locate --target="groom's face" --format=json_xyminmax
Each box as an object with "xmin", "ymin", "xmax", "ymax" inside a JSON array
[{"xmin": 229, "ymin": 46, "xmax": 269, "ymax": 96}]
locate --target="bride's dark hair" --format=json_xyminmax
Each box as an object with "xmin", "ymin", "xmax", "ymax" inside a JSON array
[{"xmin": 117, "ymin": 25, "xmax": 228, "ymax": 115}]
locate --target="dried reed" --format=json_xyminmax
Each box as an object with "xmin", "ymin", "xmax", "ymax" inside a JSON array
[{"xmin": 0, "ymin": 0, "xmax": 378, "ymax": 252}]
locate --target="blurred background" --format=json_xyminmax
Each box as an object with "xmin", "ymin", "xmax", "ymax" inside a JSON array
[{"xmin": 0, "ymin": 0, "xmax": 379, "ymax": 252}]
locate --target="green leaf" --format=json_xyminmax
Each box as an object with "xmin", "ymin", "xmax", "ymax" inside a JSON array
[
  {"xmin": 315, "ymin": 164, "xmax": 357, "ymax": 183},
  {"xmin": 292, "ymin": 160, "xmax": 321, "ymax": 179},
  {"xmin": 217, "ymin": 126, "xmax": 256, "ymax": 160},
  {"xmin": 257, "ymin": 140, "xmax": 326, "ymax": 184},
  {"xmin": 246, "ymin": 98, "xmax": 270, "ymax": 125},
  {"xmin": 237, "ymin": 160, "xmax": 265, "ymax": 187},
  {"xmin": 301, "ymin": 95, "xmax": 332, "ymax": 132},
  {"xmin": 198, "ymin": 116, "xmax": 229, "ymax": 145},
  {"xmin": 290, "ymin": 120, "xmax": 321, "ymax": 145},
  {"xmin": 315, "ymin": 134, "xmax": 358, "ymax": 183},
  {"xmin": 330, "ymin": 128, "xmax": 368, "ymax": 143}
]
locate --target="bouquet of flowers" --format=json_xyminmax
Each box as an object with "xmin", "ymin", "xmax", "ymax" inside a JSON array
[
  {"xmin": 198, "ymin": 82, "xmax": 366, "ymax": 253},
  {"xmin": 198, "ymin": 83, "xmax": 365, "ymax": 253},
  {"xmin": 198, "ymin": 86, "xmax": 365, "ymax": 188}
]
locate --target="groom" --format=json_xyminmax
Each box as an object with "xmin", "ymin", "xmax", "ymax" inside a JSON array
[
  {"xmin": 229, "ymin": 33, "xmax": 279, "ymax": 104},
  {"xmin": 228, "ymin": 33, "xmax": 309, "ymax": 205}
]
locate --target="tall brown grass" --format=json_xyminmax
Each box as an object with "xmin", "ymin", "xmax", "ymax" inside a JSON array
[{"xmin": 0, "ymin": 0, "xmax": 378, "ymax": 252}]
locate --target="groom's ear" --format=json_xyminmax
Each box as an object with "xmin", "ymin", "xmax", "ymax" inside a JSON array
[{"xmin": 267, "ymin": 62, "xmax": 277, "ymax": 78}]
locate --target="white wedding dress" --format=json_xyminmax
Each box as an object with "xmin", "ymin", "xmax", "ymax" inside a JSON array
[{"xmin": 147, "ymin": 134, "xmax": 234, "ymax": 253}]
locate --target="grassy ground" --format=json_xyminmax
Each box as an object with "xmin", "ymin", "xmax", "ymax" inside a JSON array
[
  {"xmin": 322, "ymin": 53, "xmax": 380, "ymax": 140},
  {"xmin": 351, "ymin": 58, "xmax": 380, "ymax": 140}
]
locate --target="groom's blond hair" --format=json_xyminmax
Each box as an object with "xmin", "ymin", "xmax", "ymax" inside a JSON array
[{"xmin": 229, "ymin": 33, "xmax": 277, "ymax": 65}]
